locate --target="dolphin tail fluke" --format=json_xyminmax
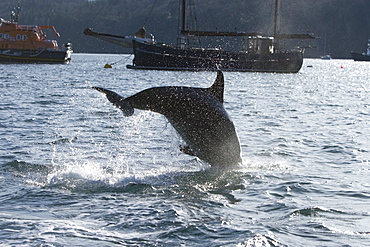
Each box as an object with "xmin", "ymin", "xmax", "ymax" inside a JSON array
[
  {"xmin": 92, "ymin": 87, "xmax": 134, "ymax": 116},
  {"xmin": 207, "ymin": 70, "xmax": 224, "ymax": 103}
]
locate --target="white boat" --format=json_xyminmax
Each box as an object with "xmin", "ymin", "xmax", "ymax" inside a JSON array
[{"xmin": 320, "ymin": 54, "xmax": 331, "ymax": 60}]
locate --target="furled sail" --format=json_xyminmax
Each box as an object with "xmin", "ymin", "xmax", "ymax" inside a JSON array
[{"xmin": 83, "ymin": 27, "xmax": 154, "ymax": 48}]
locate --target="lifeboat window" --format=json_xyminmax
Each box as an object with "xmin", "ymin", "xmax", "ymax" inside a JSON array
[
  {"xmin": 4, "ymin": 33, "xmax": 9, "ymax": 39},
  {"xmin": 22, "ymin": 35, "xmax": 27, "ymax": 40},
  {"xmin": 16, "ymin": 34, "xmax": 21, "ymax": 41}
]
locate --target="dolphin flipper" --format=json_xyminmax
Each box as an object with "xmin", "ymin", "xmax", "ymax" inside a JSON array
[
  {"xmin": 180, "ymin": 145, "xmax": 196, "ymax": 156},
  {"xmin": 92, "ymin": 87, "xmax": 134, "ymax": 116}
]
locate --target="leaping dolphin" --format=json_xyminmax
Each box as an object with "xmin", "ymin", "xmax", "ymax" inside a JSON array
[{"xmin": 93, "ymin": 71, "xmax": 242, "ymax": 166}]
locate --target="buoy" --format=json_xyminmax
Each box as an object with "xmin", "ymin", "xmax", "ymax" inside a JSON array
[
  {"xmin": 104, "ymin": 63, "xmax": 112, "ymax": 68},
  {"xmin": 340, "ymin": 66, "xmax": 344, "ymax": 68}
]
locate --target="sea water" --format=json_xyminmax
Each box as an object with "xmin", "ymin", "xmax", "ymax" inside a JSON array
[{"xmin": 1, "ymin": 54, "xmax": 370, "ymax": 246}]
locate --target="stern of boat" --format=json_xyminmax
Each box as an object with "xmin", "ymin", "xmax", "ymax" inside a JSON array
[{"xmin": 64, "ymin": 42, "xmax": 73, "ymax": 64}]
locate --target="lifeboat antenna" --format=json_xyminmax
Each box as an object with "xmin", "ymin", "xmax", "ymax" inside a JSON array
[{"xmin": 11, "ymin": 4, "xmax": 21, "ymax": 23}]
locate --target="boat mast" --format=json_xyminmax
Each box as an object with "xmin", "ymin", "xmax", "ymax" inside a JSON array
[
  {"xmin": 10, "ymin": 4, "xmax": 21, "ymax": 23},
  {"xmin": 181, "ymin": 0, "xmax": 186, "ymax": 33},
  {"xmin": 179, "ymin": 0, "xmax": 188, "ymax": 49},
  {"xmin": 273, "ymin": 0, "xmax": 279, "ymax": 38}
]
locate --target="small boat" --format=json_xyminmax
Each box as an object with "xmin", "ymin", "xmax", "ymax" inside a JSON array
[
  {"xmin": 320, "ymin": 54, "xmax": 331, "ymax": 60},
  {"xmin": 0, "ymin": 5, "xmax": 72, "ymax": 64},
  {"xmin": 320, "ymin": 33, "xmax": 331, "ymax": 60},
  {"xmin": 351, "ymin": 39, "xmax": 370, "ymax": 61},
  {"xmin": 85, "ymin": 0, "xmax": 314, "ymax": 73}
]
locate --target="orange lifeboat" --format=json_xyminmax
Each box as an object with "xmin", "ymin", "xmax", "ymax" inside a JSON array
[{"xmin": 0, "ymin": 5, "xmax": 72, "ymax": 64}]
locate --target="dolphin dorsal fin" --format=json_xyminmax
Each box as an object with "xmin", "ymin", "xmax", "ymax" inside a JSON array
[{"xmin": 207, "ymin": 70, "xmax": 224, "ymax": 103}]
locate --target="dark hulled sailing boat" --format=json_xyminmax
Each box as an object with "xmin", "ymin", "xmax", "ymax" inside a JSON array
[{"xmin": 84, "ymin": 0, "xmax": 314, "ymax": 73}]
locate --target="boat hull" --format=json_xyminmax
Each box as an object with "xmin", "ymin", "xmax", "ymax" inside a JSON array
[
  {"xmin": 0, "ymin": 49, "xmax": 72, "ymax": 64},
  {"xmin": 127, "ymin": 41, "xmax": 304, "ymax": 73},
  {"xmin": 351, "ymin": 52, "xmax": 370, "ymax": 61}
]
